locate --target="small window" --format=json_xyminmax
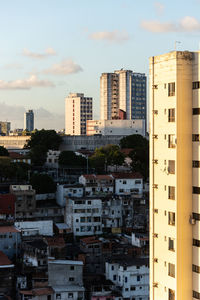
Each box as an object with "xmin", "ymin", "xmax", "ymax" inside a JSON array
[
  {"xmin": 69, "ymin": 277, "xmax": 74, "ymax": 282},
  {"xmin": 168, "ymin": 134, "xmax": 176, "ymax": 148},
  {"xmin": 123, "ymin": 180, "xmax": 126, "ymax": 184},
  {"xmin": 193, "ymin": 108, "xmax": 200, "ymax": 115},
  {"xmin": 68, "ymin": 293, "xmax": 73, "ymax": 298},
  {"xmin": 169, "ymin": 289, "xmax": 175, "ymax": 300},
  {"xmin": 168, "ymin": 160, "xmax": 175, "ymax": 174},
  {"xmin": 70, "ymin": 266, "xmax": 74, "ymax": 270},
  {"xmin": 193, "ymin": 187, "xmax": 200, "ymax": 194},
  {"xmin": 193, "ymin": 161, "xmax": 200, "ymax": 168},
  {"xmin": 168, "ymin": 263, "xmax": 175, "ymax": 278},
  {"xmin": 168, "ymin": 212, "xmax": 175, "ymax": 226},
  {"xmin": 193, "ymin": 134, "xmax": 200, "ymax": 142},
  {"xmin": 168, "ymin": 186, "xmax": 175, "ymax": 200},
  {"xmin": 193, "ymin": 264, "xmax": 200, "ymax": 273},
  {"xmin": 193, "ymin": 213, "xmax": 200, "ymax": 221},
  {"xmin": 168, "ymin": 108, "xmax": 175, "ymax": 122},
  {"xmin": 193, "ymin": 81, "xmax": 200, "ymax": 89},
  {"xmin": 168, "ymin": 237, "xmax": 175, "ymax": 251},
  {"xmin": 137, "ymin": 275, "xmax": 140, "ymax": 281},
  {"xmin": 193, "ymin": 239, "xmax": 200, "ymax": 247},
  {"xmin": 168, "ymin": 82, "xmax": 175, "ymax": 96}
]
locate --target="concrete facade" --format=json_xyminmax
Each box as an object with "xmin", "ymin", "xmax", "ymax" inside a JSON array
[
  {"xmin": 87, "ymin": 119, "xmax": 145, "ymax": 136},
  {"xmin": 65, "ymin": 93, "xmax": 92, "ymax": 135},
  {"xmin": 149, "ymin": 51, "xmax": 197, "ymax": 300},
  {"xmin": 24, "ymin": 109, "xmax": 34, "ymax": 131}
]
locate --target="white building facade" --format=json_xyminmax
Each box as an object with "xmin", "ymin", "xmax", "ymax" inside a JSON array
[
  {"xmin": 65, "ymin": 93, "xmax": 93, "ymax": 135},
  {"xmin": 112, "ymin": 173, "xmax": 143, "ymax": 195}
]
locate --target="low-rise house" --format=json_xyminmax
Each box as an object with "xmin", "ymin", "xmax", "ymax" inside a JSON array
[
  {"xmin": 45, "ymin": 149, "xmax": 60, "ymax": 168},
  {"xmin": 9, "ymin": 151, "xmax": 31, "ymax": 165},
  {"xmin": 65, "ymin": 197, "xmax": 102, "ymax": 236},
  {"xmin": 22, "ymin": 239, "xmax": 48, "ymax": 269},
  {"xmin": 10, "ymin": 185, "xmax": 36, "ymax": 219},
  {"xmin": 80, "ymin": 236, "xmax": 103, "ymax": 274},
  {"xmin": 112, "ymin": 173, "xmax": 143, "ymax": 196},
  {"xmin": 79, "ymin": 175, "xmax": 114, "ymax": 196},
  {"xmin": 0, "ymin": 251, "xmax": 14, "ymax": 296},
  {"xmin": 102, "ymin": 197, "xmax": 122, "ymax": 230},
  {"xmin": 45, "ymin": 237, "xmax": 66, "ymax": 259},
  {"xmin": 105, "ymin": 256, "xmax": 149, "ymax": 300},
  {"xmin": 48, "ymin": 259, "xmax": 85, "ymax": 300},
  {"xmin": 56, "ymin": 184, "xmax": 84, "ymax": 207},
  {"xmin": 0, "ymin": 226, "xmax": 21, "ymax": 259},
  {"xmin": 15, "ymin": 220, "xmax": 54, "ymax": 237},
  {"xmin": 0, "ymin": 194, "xmax": 15, "ymax": 223},
  {"xmin": 20, "ymin": 287, "xmax": 54, "ymax": 300},
  {"xmin": 132, "ymin": 233, "xmax": 149, "ymax": 248}
]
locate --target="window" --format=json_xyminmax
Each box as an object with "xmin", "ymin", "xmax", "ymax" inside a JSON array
[
  {"xmin": 169, "ymin": 289, "xmax": 175, "ymax": 300},
  {"xmin": 111, "ymin": 265, "xmax": 114, "ymax": 270},
  {"xmin": 119, "ymin": 189, "xmax": 124, "ymax": 192},
  {"xmin": 130, "ymin": 286, "xmax": 136, "ymax": 291},
  {"xmin": 70, "ymin": 266, "xmax": 74, "ymax": 270},
  {"xmin": 168, "ymin": 237, "xmax": 175, "ymax": 251},
  {"xmin": 168, "ymin": 134, "xmax": 176, "ymax": 148},
  {"xmin": 193, "ymin": 134, "xmax": 200, "ymax": 141},
  {"xmin": 193, "ymin": 264, "xmax": 200, "ymax": 273},
  {"xmin": 193, "ymin": 108, "xmax": 200, "ymax": 115},
  {"xmin": 168, "ymin": 212, "xmax": 175, "ymax": 226},
  {"xmin": 69, "ymin": 277, "xmax": 74, "ymax": 282},
  {"xmin": 123, "ymin": 180, "xmax": 126, "ymax": 184},
  {"xmin": 113, "ymin": 275, "xmax": 116, "ymax": 280},
  {"xmin": 193, "ymin": 81, "xmax": 200, "ymax": 89},
  {"xmin": 168, "ymin": 160, "xmax": 175, "ymax": 174},
  {"xmin": 68, "ymin": 293, "xmax": 73, "ymax": 298},
  {"xmin": 193, "ymin": 291, "xmax": 200, "ymax": 299},
  {"xmin": 168, "ymin": 186, "xmax": 175, "ymax": 200},
  {"xmin": 193, "ymin": 161, "xmax": 200, "ymax": 168},
  {"xmin": 56, "ymin": 294, "xmax": 61, "ymax": 299},
  {"xmin": 137, "ymin": 276, "xmax": 140, "ymax": 281},
  {"xmin": 193, "ymin": 239, "xmax": 200, "ymax": 247},
  {"xmin": 135, "ymin": 180, "xmax": 141, "ymax": 184},
  {"xmin": 168, "ymin": 263, "xmax": 175, "ymax": 277},
  {"xmin": 193, "ymin": 213, "xmax": 200, "ymax": 220},
  {"xmin": 125, "ymin": 277, "xmax": 128, "ymax": 283},
  {"xmin": 168, "ymin": 82, "xmax": 175, "ymax": 96},
  {"xmin": 193, "ymin": 187, "xmax": 200, "ymax": 194},
  {"xmin": 168, "ymin": 108, "xmax": 175, "ymax": 122}
]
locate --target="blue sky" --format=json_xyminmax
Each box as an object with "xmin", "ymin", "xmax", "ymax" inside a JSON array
[{"xmin": 1, "ymin": 0, "xmax": 200, "ymax": 129}]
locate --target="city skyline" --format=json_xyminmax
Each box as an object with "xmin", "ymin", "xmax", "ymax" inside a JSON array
[{"xmin": 1, "ymin": 0, "xmax": 200, "ymax": 129}]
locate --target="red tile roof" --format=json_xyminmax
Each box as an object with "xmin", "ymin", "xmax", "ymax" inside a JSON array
[
  {"xmin": 96, "ymin": 175, "xmax": 113, "ymax": 180},
  {"xmin": 81, "ymin": 236, "xmax": 101, "ymax": 245},
  {"xmin": 0, "ymin": 251, "xmax": 13, "ymax": 266},
  {"xmin": 111, "ymin": 172, "xmax": 143, "ymax": 179},
  {"xmin": 0, "ymin": 226, "xmax": 20, "ymax": 233},
  {"xmin": 9, "ymin": 152, "xmax": 25, "ymax": 159},
  {"xmin": 45, "ymin": 237, "xmax": 65, "ymax": 247},
  {"xmin": 20, "ymin": 288, "xmax": 54, "ymax": 296},
  {"xmin": 0, "ymin": 194, "xmax": 15, "ymax": 215}
]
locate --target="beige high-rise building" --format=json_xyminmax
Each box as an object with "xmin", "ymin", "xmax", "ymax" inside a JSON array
[
  {"xmin": 150, "ymin": 50, "xmax": 200, "ymax": 300},
  {"xmin": 65, "ymin": 93, "xmax": 93, "ymax": 135}
]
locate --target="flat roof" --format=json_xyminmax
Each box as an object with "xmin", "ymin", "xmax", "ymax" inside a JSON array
[{"xmin": 48, "ymin": 259, "xmax": 83, "ymax": 266}]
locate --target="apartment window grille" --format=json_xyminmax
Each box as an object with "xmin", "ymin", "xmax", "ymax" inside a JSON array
[
  {"xmin": 193, "ymin": 187, "xmax": 200, "ymax": 194},
  {"xmin": 168, "ymin": 82, "xmax": 175, "ymax": 96},
  {"xmin": 168, "ymin": 160, "xmax": 175, "ymax": 174},
  {"xmin": 193, "ymin": 161, "xmax": 200, "ymax": 168},
  {"xmin": 168, "ymin": 212, "xmax": 175, "ymax": 226},
  {"xmin": 169, "ymin": 289, "xmax": 175, "ymax": 300},
  {"xmin": 193, "ymin": 134, "xmax": 200, "ymax": 142},
  {"xmin": 193, "ymin": 212, "xmax": 200, "ymax": 220},
  {"xmin": 168, "ymin": 135, "xmax": 176, "ymax": 148},
  {"xmin": 193, "ymin": 108, "xmax": 200, "ymax": 115},
  {"xmin": 168, "ymin": 108, "xmax": 175, "ymax": 122},
  {"xmin": 193, "ymin": 81, "xmax": 200, "ymax": 89},
  {"xmin": 193, "ymin": 264, "xmax": 200, "ymax": 273},
  {"xmin": 168, "ymin": 238, "xmax": 175, "ymax": 251},
  {"xmin": 168, "ymin": 186, "xmax": 175, "ymax": 200},
  {"xmin": 193, "ymin": 239, "xmax": 200, "ymax": 247},
  {"xmin": 168, "ymin": 263, "xmax": 175, "ymax": 277}
]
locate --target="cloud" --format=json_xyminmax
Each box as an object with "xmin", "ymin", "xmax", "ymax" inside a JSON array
[
  {"xmin": 89, "ymin": 30, "xmax": 130, "ymax": 43},
  {"xmin": 4, "ymin": 63, "xmax": 23, "ymax": 70},
  {"xmin": 43, "ymin": 59, "xmax": 83, "ymax": 75},
  {"xmin": 154, "ymin": 2, "xmax": 165, "ymax": 16},
  {"xmin": 0, "ymin": 102, "xmax": 64, "ymax": 130},
  {"xmin": 22, "ymin": 47, "xmax": 56, "ymax": 59},
  {"xmin": 141, "ymin": 16, "xmax": 200, "ymax": 33},
  {"xmin": 0, "ymin": 75, "xmax": 55, "ymax": 90}
]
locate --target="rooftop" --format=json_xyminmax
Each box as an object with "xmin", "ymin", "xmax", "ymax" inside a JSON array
[
  {"xmin": 0, "ymin": 251, "xmax": 13, "ymax": 267},
  {"xmin": 0, "ymin": 226, "xmax": 20, "ymax": 233},
  {"xmin": 111, "ymin": 172, "xmax": 143, "ymax": 179},
  {"xmin": 106, "ymin": 255, "xmax": 149, "ymax": 267},
  {"xmin": 80, "ymin": 236, "xmax": 101, "ymax": 245},
  {"xmin": 48, "ymin": 259, "xmax": 83, "ymax": 266}
]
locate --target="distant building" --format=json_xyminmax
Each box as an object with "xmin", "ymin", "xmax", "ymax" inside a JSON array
[
  {"xmin": 87, "ymin": 119, "xmax": 145, "ymax": 136},
  {"xmin": 65, "ymin": 93, "xmax": 93, "ymax": 135},
  {"xmin": 100, "ymin": 70, "xmax": 146, "ymax": 127},
  {"xmin": 24, "ymin": 109, "xmax": 34, "ymax": 131},
  {"xmin": 0, "ymin": 251, "xmax": 14, "ymax": 296},
  {"xmin": 111, "ymin": 173, "xmax": 143, "ymax": 195},
  {"xmin": 0, "ymin": 226, "xmax": 21, "ymax": 259},
  {"xmin": 0, "ymin": 121, "xmax": 11, "ymax": 136}
]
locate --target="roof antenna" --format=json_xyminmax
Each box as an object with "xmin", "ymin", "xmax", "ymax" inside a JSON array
[{"xmin": 175, "ymin": 41, "xmax": 181, "ymax": 51}]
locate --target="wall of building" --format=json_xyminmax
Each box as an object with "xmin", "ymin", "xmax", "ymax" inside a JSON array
[{"xmin": 15, "ymin": 220, "xmax": 54, "ymax": 236}]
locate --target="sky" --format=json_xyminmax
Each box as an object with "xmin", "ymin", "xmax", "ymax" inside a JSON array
[{"xmin": 1, "ymin": 0, "xmax": 200, "ymax": 130}]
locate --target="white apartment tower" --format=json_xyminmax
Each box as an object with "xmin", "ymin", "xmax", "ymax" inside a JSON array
[
  {"xmin": 150, "ymin": 51, "xmax": 200, "ymax": 300},
  {"xmin": 24, "ymin": 110, "xmax": 34, "ymax": 132},
  {"xmin": 65, "ymin": 93, "xmax": 93, "ymax": 135},
  {"xmin": 100, "ymin": 70, "xmax": 146, "ymax": 122}
]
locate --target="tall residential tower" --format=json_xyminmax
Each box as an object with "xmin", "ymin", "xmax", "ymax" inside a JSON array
[
  {"xmin": 150, "ymin": 51, "xmax": 200, "ymax": 300},
  {"xmin": 24, "ymin": 110, "xmax": 34, "ymax": 132},
  {"xmin": 100, "ymin": 70, "xmax": 146, "ymax": 124},
  {"xmin": 65, "ymin": 93, "xmax": 93, "ymax": 135}
]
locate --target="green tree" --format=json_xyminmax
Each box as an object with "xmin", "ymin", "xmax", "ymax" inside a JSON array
[
  {"xmin": 25, "ymin": 129, "xmax": 62, "ymax": 150},
  {"xmin": 25, "ymin": 129, "xmax": 62, "ymax": 166},
  {"xmin": 120, "ymin": 134, "xmax": 148, "ymax": 149},
  {"xmin": 59, "ymin": 151, "xmax": 86, "ymax": 167},
  {"xmin": 30, "ymin": 173, "xmax": 56, "ymax": 194},
  {"xmin": 0, "ymin": 146, "xmax": 9, "ymax": 156}
]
